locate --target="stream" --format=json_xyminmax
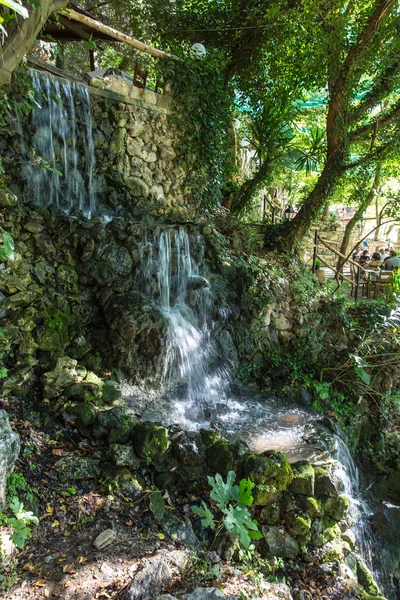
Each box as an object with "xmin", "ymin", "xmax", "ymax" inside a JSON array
[{"xmin": 122, "ymin": 227, "xmax": 397, "ymax": 599}]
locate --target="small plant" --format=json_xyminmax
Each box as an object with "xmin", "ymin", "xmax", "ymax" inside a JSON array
[
  {"xmin": 1, "ymin": 497, "xmax": 38, "ymax": 549},
  {"xmin": 192, "ymin": 471, "xmax": 262, "ymax": 549}
]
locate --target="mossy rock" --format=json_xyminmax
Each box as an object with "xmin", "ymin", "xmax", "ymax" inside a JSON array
[
  {"xmin": 238, "ymin": 451, "xmax": 293, "ymax": 505},
  {"xmin": 322, "ymin": 495, "xmax": 349, "ymax": 521},
  {"xmin": 341, "ymin": 529, "xmax": 356, "ymax": 549},
  {"xmin": 286, "ymin": 513, "xmax": 312, "ymax": 537},
  {"xmin": 356, "ymin": 558, "xmax": 382, "ymax": 597},
  {"xmin": 55, "ymin": 456, "xmax": 100, "ymax": 483},
  {"xmin": 200, "ymin": 429, "xmax": 220, "ymax": 448},
  {"xmin": 101, "ymin": 463, "xmax": 142, "ymax": 498},
  {"xmin": 42, "ymin": 357, "xmax": 80, "ymax": 398},
  {"xmin": 66, "ymin": 402, "xmax": 97, "ymax": 428},
  {"xmin": 132, "ymin": 421, "xmax": 170, "ymax": 463},
  {"xmin": 92, "ymin": 406, "xmax": 138, "ymax": 443},
  {"xmin": 205, "ymin": 439, "xmax": 233, "ymax": 477},
  {"xmin": 289, "ymin": 461, "xmax": 315, "ymax": 496},
  {"xmin": 314, "ymin": 467, "xmax": 339, "ymax": 498},
  {"xmin": 297, "ymin": 496, "xmax": 323, "ymax": 518},
  {"xmin": 259, "ymin": 525, "xmax": 299, "ymax": 559},
  {"xmin": 108, "ymin": 444, "xmax": 140, "ymax": 469},
  {"xmin": 259, "ymin": 503, "xmax": 280, "ymax": 525},
  {"xmin": 310, "ymin": 517, "xmax": 341, "ymax": 547},
  {"xmin": 101, "ymin": 380, "xmax": 122, "ymax": 404}
]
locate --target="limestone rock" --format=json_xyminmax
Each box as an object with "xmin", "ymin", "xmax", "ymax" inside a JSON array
[
  {"xmin": 322, "ymin": 495, "xmax": 349, "ymax": 521},
  {"xmin": 101, "ymin": 463, "xmax": 143, "ymax": 497},
  {"xmin": 289, "ymin": 461, "xmax": 315, "ymax": 496},
  {"xmin": 0, "ymin": 410, "xmax": 20, "ymax": 510},
  {"xmin": 183, "ymin": 589, "xmax": 238, "ymax": 600},
  {"xmin": 314, "ymin": 467, "xmax": 339, "ymax": 498},
  {"xmin": 161, "ymin": 512, "xmax": 201, "ymax": 552},
  {"xmin": 42, "ymin": 357, "xmax": 80, "ymax": 398},
  {"xmin": 124, "ymin": 550, "xmax": 188, "ymax": 600},
  {"xmin": 126, "ymin": 176, "xmax": 149, "ymax": 198},
  {"xmin": 93, "ymin": 528, "xmax": 117, "ymax": 550},
  {"xmin": 55, "ymin": 455, "xmax": 100, "ymax": 483},
  {"xmin": 92, "ymin": 406, "xmax": 138, "ymax": 443},
  {"xmin": 260, "ymin": 525, "xmax": 299, "ymax": 559}
]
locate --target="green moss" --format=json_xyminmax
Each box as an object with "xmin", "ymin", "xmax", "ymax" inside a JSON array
[
  {"xmin": 289, "ymin": 461, "xmax": 315, "ymax": 496},
  {"xmin": 205, "ymin": 439, "xmax": 234, "ymax": 476},
  {"xmin": 356, "ymin": 558, "xmax": 382, "ymax": 597},
  {"xmin": 286, "ymin": 513, "xmax": 312, "ymax": 537},
  {"xmin": 239, "ymin": 451, "xmax": 293, "ymax": 505},
  {"xmin": 133, "ymin": 422, "xmax": 170, "ymax": 463},
  {"xmin": 298, "ymin": 496, "xmax": 323, "ymax": 517},
  {"xmin": 323, "ymin": 495, "xmax": 350, "ymax": 521}
]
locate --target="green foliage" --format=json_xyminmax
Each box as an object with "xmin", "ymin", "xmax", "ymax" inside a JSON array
[
  {"xmin": 0, "ymin": 497, "xmax": 38, "ymax": 550},
  {"xmin": 162, "ymin": 54, "xmax": 234, "ymax": 210},
  {"xmin": 0, "ymin": 232, "xmax": 14, "ymax": 261},
  {"xmin": 192, "ymin": 471, "xmax": 262, "ymax": 549}
]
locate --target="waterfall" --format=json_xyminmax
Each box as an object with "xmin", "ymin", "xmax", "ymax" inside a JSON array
[{"xmin": 16, "ymin": 70, "xmax": 97, "ymax": 217}]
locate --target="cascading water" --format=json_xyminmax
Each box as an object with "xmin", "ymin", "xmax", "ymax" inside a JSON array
[
  {"xmin": 15, "ymin": 69, "xmax": 97, "ymax": 217},
  {"xmin": 125, "ymin": 227, "xmax": 395, "ymax": 597},
  {"xmin": 128, "ymin": 228, "xmax": 318, "ymax": 460}
]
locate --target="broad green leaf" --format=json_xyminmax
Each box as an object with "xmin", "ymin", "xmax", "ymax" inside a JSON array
[
  {"xmin": 0, "ymin": 0, "xmax": 29, "ymax": 19},
  {"xmin": 208, "ymin": 471, "xmax": 236, "ymax": 509},
  {"xmin": 238, "ymin": 478, "xmax": 254, "ymax": 506},
  {"xmin": 192, "ymin": 501, "xmax": 215, "ymax": 529},
  {"xmin": 221, "ymin": 504, "xmax": 260, "ymax": 549},
  {"xmin": 355, "ymin": 366, "xmax": 371, "ymax": 385}
]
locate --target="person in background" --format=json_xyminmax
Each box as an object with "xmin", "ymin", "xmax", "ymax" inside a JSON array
[
  {"xmin": 358, "ymin": 250, "xmax": 370, "ymax": 266},
  {"xmin": 369, "ymin": 252, "xmax": 383, "ymax": 268},
  {"xmin": 379, "ymin": 247, "xmax": 389, "ymax": 261},
  {"xmin": 352, "ymin": 246, "xmax": 362, "ymax": 261},
  {"xmin": 384, "ymin": 250, "xmax": 400, "ymax": 270}
]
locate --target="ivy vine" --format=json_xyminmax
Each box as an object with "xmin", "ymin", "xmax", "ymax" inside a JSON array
[{"xmin": 161, "ymin": 52, "xmax": 234, "ymax": 210}]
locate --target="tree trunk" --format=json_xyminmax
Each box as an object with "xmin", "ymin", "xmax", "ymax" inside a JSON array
[
  {"xmin": 0, "ymin": 0, "xmax": 68, "ymax": 87},
  {"xmin": 336, "ymin": 163, "xmax": 381, "ymax": 271},
  {"xmin": 284, "ymin": 150, "xmax": 346, "ymax": 249},
  {"xmin": 231, "ymin": 157, "xmax": 272, "ymax": 216}
]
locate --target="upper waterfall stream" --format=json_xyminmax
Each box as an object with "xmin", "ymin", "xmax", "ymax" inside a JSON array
[{"xmin": 14, "ymin": 70, "xmax": 97, "ymax": 217}]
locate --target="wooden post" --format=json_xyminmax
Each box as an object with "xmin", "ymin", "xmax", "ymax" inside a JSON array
[{"xmin": 355, "ymin": 266, "xmax": 361, "ymax": 301}]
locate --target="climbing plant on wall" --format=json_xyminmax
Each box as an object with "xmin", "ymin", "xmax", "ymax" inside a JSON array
[{"xmin": 161, "ymin": 53, "xmax": 234, "ymax": 210}]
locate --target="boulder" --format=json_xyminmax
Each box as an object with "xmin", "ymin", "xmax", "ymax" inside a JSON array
[
  {"xmin": 322, "ymin": 495, "xmax": 349, "ymax": 521},
  {"xmin": 310, "ymin": 517, "xmax": 341, "ymax": 547},
  {"xmin": 92, "ymin": 406, "xmax": 138, "ymax": 443},
  {"xmin": 289, "ymin": 461, "xmax": 315, "ymax": 496},
  {"xmin": 0, "ymin": 410, "xmax": 20, "ymax": 510},
  {"xmin": 133, "ymin": 421, "xmax": 170, "ymax": 463},
  {"xmin": 108, "ymin": 444, "xmax": 140, "ymax": 469},
  {"xmin": 124, "ymin": 550, "xmax": 188, "ymax": 600},
  {"xmin": 260, "ymin": 525, "xmax": 299, "ymax": 559},
  {"xmin": 161, "ymin": 512, "xmax": 201, "ymax": 552},
  {"xmin": 238, "ymin": 451, "xmax": 293, "ymax": 505},
  {"xmin": 42, "ymin": 357, "xmax": 81, "ymax": 398},
  {"xmin": 183, "ymin": 589, "xmax": 238, "ymax": 600},
  {"xmin": 314, "ymin": 467, "xmax": 339, "ymax": 498},
  {"xmin": 54, "ymin": 456, "xmax": 101, "ymax": 483}
]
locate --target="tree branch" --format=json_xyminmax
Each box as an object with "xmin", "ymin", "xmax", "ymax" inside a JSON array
[
  {"xmin": 343, "ymin": 142, "xmax": 392, "ymax": 170},
  {"xmin": 349, "ymin": 98, "xmax": 400, "ymax": 140},
  {"xmin": 348, "ymin": 57, "xmax": 400, "ymax": 123}
]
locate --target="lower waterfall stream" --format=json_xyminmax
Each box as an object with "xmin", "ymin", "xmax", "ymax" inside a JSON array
[{"xmin": 123, "ymin": 227, "xmax": 395, "ymax": 598}]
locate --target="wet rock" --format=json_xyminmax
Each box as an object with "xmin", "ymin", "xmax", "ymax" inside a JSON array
[
  {"xmin": 204, "ymin": 438, "xmax": 233, "ymax": 477},
  {"xmin": 101, "ymin": 380, "xmax": 122, "ymax": 404},
  {"xmin": 356, "ymin": 558, "xmax": 382, "ymax": 596},
  {"xmin": 0, "ymin": 187, "xmax": 18, "ymax": 207},
  {"xmin": 322, "ymin": 495, "xmax": 349, "ymax": 521},
  {"xmin": 0, "ymin": 410, "xmax": 20, "ymax": 510},
  {"xmin": 341, "ymin": 529, "xmax": 356, "ymax": 549},
  {"xmin": 238, "ymin": 451, "xmax": 293, "ymax": 505},
  {"xmin": 310, "ymin": 517, "xmax": 341, "ymax": 547},
  {"xmin": 93, "ymin": 528, "xmax": 117, "ymax": 550},
  {"xmin": 387, "ymin": 470, "xmax": 400, "ymax": 504},
  {"xmin": 172, "ymin": 431, "xmax": 205, "ymax": 466},
  {"xmin": 133, "ymin": 421, "xmax": 169, "ymax": 463},
  {"xmin": 108, "ymin": 444, "xmax": 141, "ymax": 469},
  {"xmin": 186, "ymin": 275, "xmax": 209, "ymax": 290},
  {"xmin": 260, "ymin": 525, "xmax": 299, "ymax": 559},
  {"xmin": 289, "ymin": 461, "xmax": 315, "ymax": 496},
  {"xmin": 314, "ymin": 467, "xmax": 339, "ymax": 498},
  {"xmin": 124, "ymin": 550, "xmax": 188, "ymax": 600},
  {"xmin": 55, "ymin": 456, "xmax": 101, "ymax": 483}
]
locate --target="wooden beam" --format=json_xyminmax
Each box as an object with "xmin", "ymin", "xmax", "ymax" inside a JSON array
[
  {"xmin": 317, "ymin": 255, "xmax": 354, "ymax": 285},
  {"xmin": 60, "ymin": 8, "xmax": 175, "ymax": 60}
]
